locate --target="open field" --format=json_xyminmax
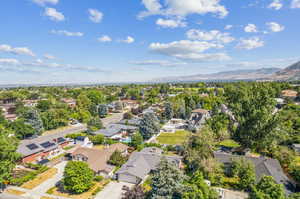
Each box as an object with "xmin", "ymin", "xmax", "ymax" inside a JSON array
[
  {"xmin": 157, "ymin": 130, "xmax": 190, "ymax": 145},
  {"xmin": 21, "ymin": 168, "xmax": 58, "ymax": 189}
]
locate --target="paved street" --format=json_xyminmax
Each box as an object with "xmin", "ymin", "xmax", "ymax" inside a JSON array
[
  {"xmin": 101, "ymin": 113, "xmax": 124, "ymax": 127},
  {"xmin": 95, "ymin": 181, "xmax": 134, "ymax": 199},
  {"xmin": 30, "ymin": 161, "xmax": 67, "ymax": 194},
  {"xmin": 2, "ymin": 161, "xmax": 69, "ymax": 199}
]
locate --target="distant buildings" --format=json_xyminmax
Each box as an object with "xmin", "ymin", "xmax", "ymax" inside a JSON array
[{"xmin": 281, "ymin": 90, "xmax": 298, "ymax": 99}]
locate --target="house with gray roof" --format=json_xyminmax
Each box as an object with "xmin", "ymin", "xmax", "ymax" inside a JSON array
[
  {"xmin": 214, "ymin": 152, "xmax": 295, "ymax": 195},
  {"xmin": 116, "ymin": 147, "xmax": 181, "ymax": 184},
  {"xmin": 92, "ymin": 123, "xmax": 138, "ymax": 141},
  {"xmin": 118, "ymin": 117, "xmax": 141, "ymax": 126}
]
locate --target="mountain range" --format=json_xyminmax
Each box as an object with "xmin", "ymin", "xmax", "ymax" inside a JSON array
[{"xmin": 153, "ymin": 61, "xmax": 300, "ymax": 82}]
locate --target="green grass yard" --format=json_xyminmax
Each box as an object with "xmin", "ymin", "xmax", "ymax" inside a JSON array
[{"xmin": 157, "ymin": 130, "xmax": 190, "ymax": 145}]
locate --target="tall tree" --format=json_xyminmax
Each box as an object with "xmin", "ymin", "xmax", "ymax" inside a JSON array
[
  {"xmin": 250, "ymin": 176, "xmax": 285, "ymax": 199},
  {"xmin": 225, "ymin": 83, "xmax": 282, "ymax": 152},
  {"xmin": 22, "ymin": 108, "xmax": 44, "ymax": 135},
  {"xmin": 0, "ymin": 130, "xmax": 20, "ymax": 187},
  {"xmin": 164, "ymin": 102, "xmax": 174, "ymax": 120},
  {"xmin": 139, "ymin": 112, "xmax": 160, "ymax": 140},
  {"xmin": 183, "ymin": 171, "xmax": 218, "ymax": 199},
  {"xmin": 184, "ymin": 127, "xmax": 215, "ymax": 173},
  {"xmin": 63, "ymin": 161, "xmax": 94, "ymax": 194},
  {"xmin": 98, "ymin": 104, "xmax": 108, "ymax": 118},
  {"xmin": 149, "ymin": 158, "xmax": 185, "ymax": 199}
]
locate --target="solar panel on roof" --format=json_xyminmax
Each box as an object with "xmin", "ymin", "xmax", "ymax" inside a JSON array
[
  {"xmin": 40, "ymin": 141, "xmax": 55, "ymax": 148},
  {"xmin": 26, "ymin": 143, "xmax": 39, "ymax": 150},
  {"xmin": 57, "ymin": 137, "xmax": 66, "ymax": 143}
]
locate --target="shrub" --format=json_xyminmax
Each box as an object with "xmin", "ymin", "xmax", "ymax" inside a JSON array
[{"xmin": 94, "ymin": 175, "xmax": 104, "ymax": 182}]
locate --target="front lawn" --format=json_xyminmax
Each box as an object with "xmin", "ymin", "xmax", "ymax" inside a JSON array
[
  {"xmin": 21, "ymin": 168, "xmax": 58, "ymax": 189},
  {"xmin": 46, "ymin": 179, "xmax": 110, "ymax": 199},
  {"xmin": 217, "ymin": 139, "xmax": 241, "ymax": 148},
  {"xmin": 157, "ymin": 130, "xmax": 190, "ymax": 145}
]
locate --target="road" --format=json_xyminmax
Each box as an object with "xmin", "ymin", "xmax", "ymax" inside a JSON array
[
  {"xmin": 101, "ymin": 113, "xmax": 124, "ymax": 127},
  {"xmin": 2, "ymin": 161, "xmax": 69, "ymax": 199}
]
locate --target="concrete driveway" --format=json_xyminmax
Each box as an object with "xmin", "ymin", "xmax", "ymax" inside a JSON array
[{"xmin": 95, "ymin": 181, "xmax": 134, "ymax": 199}]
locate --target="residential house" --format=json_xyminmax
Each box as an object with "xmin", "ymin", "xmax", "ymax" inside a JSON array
[
  {"xmin": 61, "ymin": 98, "xmax": 76, "ymax": 108},
  {"xmin": 23, "ymin": 100, "xmax": 39, "ymax": 107},
  {"xmin": 118, "ymin": 118, "xmax": 141, "ymax": 126},
  {"xmin": 292, "ymin": 144, "xmax": 300, "ymax": 153},
  {"xmin": 189, "ymin": 109, "xmax": 210, "ymax": 129},
  {"xmin": 281, "ymin": 90, "xmax": 298, "ymax": 100},
  {"xmin": 161, "ymin": 119, "xmax": 187, "ymax": 133},
  {"xmin": 116, "ymin": 147, "xmax": 181, "ymax": 184},
  {"xmin": 121, "ymin": 99, "xmax": 139, "ymax": 110},
  {"xmin": 74, "ymin": 136, "xmax": 93, "ymax": 148},
  {"xmin": 214, "ymin": 152, "xmax": 295, "ymax": 195},
  {"xmin": 0, "ymin": 103, "xmax": 17, "ymax": 121},
  {"xmin": 71, "ymin": 143, "xmax": 129, "ymax": 177},
  {"xmin": 92, "ymin": 124, "xmax": 138, "ymax": 141},
  {"xmin": 17, "ymin": 135, "xmax": 70, "ymax": 164}
]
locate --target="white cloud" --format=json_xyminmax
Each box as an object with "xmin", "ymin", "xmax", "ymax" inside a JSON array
[
  {"xmin": 132, "ymin": 60, "xmax": 187, "ymax": 67},
  {"xmin": 44, "ymin": 54, "xmax": 56, "ymax": 59},
  {"xmin": 120, "ymin": 36, "xmax": 135, "ymax": 44},
  {"xmin": 0, "ymin": 58, "xmax": 20, "ymax": 65},
  {"xmin": 51, "ymin": 30, "xmax": 84, "ymax": 37},
  {"xmin": 244, "ymin": 24, "xmax": 258, "ymax": 33},
  {"xmin": 139, "ymin": 0, "xmax": 228, "ymax": 19},
  {"xmin": 149, "ymin": 40, "xmax": 230, "ymax": 62},
  {"xmin": 266, "ymin": 22, "xmax": 285, "ymax": 32},
  {"xmin": 0, "ymin": 44, "xmax": 35, "ymax": 56},
  {"xmin": 237, "ymin": 37, "xmax": 264, "ymax": 50},
  {"xmin": 98, "ymin": 35, "xmax": 112, "ymax": 42},
  {"xmin": 32, "ymin": 0, "xmax": 59, "ymax": 6},
  {"xmin": 291, "ymin": 0, "xmax": 300, "ymax": 8},
  {"xmin": 224, "ymin": 25, "xmax": 233, "ymax": 30},
  {"xmin": 44, "ymin": 7, "xmax": 65, "ymax": 21},
  {"xmin": 186, "ymin": 29, "xmax": 235, "ymax": 44},
  {"xmin": 156, "ymin": 18, "xmax": 186, "ymax": 28},
  {"xmin": 268, "ymin": 0, "xmax": 283, "ymax": 10},
  {"xmin": 88, "ymin": 9, "xmax": 103, "ymax": 23}
]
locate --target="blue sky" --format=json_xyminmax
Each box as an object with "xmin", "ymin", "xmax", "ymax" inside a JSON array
[{"xmin": 0, "ymin": 0, "xmax": 300, "ymax": 84}]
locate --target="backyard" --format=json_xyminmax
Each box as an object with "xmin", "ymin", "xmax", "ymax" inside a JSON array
[{"xmin": 156, "ymin": 130, "xmax": 190, "ymax": 145}]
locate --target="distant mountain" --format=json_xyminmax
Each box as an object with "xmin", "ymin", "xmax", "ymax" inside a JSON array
[
  {"xmin": 272, "ymin": 61, "xmax": 300, "ymax": 81},
  {"xmin": 153, "ymin": 68, "xmax": 281, "ymax": 83}
]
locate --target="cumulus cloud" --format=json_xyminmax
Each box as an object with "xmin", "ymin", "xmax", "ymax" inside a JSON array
[
  {"xmin": 0, "ymin": 44, "xmax": 35, "ymax": 56},
  {"xmin": 237, "ymin": 37, "xmax": 264, "ymax": 50},
  {"xmin": 139, "ymin": 0, "xmax": 228, "ymax": 19},
  {"xmin": 131, "ymin": 60, "xmax": 187, "ymax": 67},
  {"xmin": 291, "ymin": 0, "xmax": 300, "ymax": 8},
  {"xmin": 44, "ymin": 54, "xmax": 56, "ymax": 60},
  {"xmin": 32, "ymin": 0, "xmax": 59, "ymax": 6},
  {"xmin": 98, "ymin": 35, "xmax": 112, "ymax": 42},
  {"xmin": 186, "ymin": 29, "xmax": 235, "ymax": 44},
  {"xmin": 244, "ymin": 24, "xmax": 258, "ymax": 33},
  {"xmin": 156, "ymin": 18, "xmax": 186, "ymax": 28},
  {"xmin": 0, "ymin": 58, "xmax": 20, "ymax": 65},
  {"xmin": 120, "ymin": 36, "xmax": 135, "ymax": 44},
  {"xmin": 88, "ymin": 9, "xmax": 103, "ymax": 23},
  {"xmin": 268, "ymin": 0, "xmax": 283, "ymax": 10},
  {"xmin": 149, "ymin": 40, "xmax": 230, "ymax": 62},
  {"xmin": 51, "ymin": 30, "xmax": 84, "ymax": 37},
  {"xmin": 224, "ymin": 25, "xmax": 233, "ymax": 30},
  {"xmin": 44, "ymin": 7, "xmax": 65, "ymax": 21},
  {"xmin": 266, "ymin": 22, "xmax": 285, "ymax": 32}
]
